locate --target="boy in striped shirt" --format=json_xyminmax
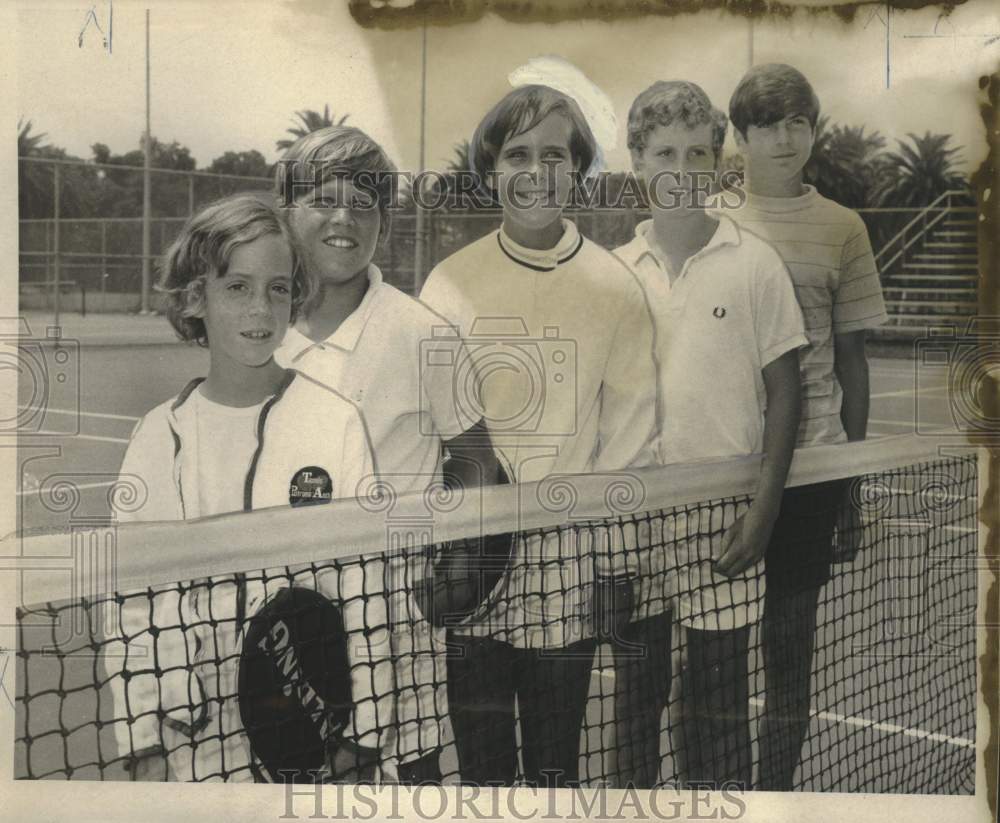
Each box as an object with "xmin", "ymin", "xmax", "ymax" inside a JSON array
[{"xmin": 728, "ymin": 63, "xmax": 888, "ymax": 790}]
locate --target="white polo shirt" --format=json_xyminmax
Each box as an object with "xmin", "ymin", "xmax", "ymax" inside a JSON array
[
  {"xmin": 420, "ymin": 219, "xmax": 659, "ymax": 648},
  {"xmin": 276, "ymin": 265, "xmax": 476, "ymax": 493},
  {"xmin": 615, "ymin": 216, "xmax": 807, "ymax": 627},
  {"xmin": 275, "ymin": 264, "xmax": 475, "ymax": 765},
  {"xmin": 727, "ymin": 186, "xmax": 889, "ymax": 446},
  {"xmin": 616, "ymin": 215, "xmax": 808, "ymax": 465}
]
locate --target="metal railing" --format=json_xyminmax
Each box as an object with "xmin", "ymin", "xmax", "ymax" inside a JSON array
[{"xmin": 873, "ymin": 190, "xmax": 977, "ymax": 275}]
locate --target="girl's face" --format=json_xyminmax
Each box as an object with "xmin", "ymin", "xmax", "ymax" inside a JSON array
[
  {"xmin": 194, "ymin": 233, "xmax": 294, "ymax": 370},
  {"xmin": 493, "ymin": 111, "xmax": 580, "ymax": 235},
  {"xmin": 288, "ymin": 176, "xmax": 382, "ymax": 286}
]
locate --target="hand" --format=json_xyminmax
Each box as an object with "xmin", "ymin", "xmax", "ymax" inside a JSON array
[
  {"xmin": 832, "ymin": 480, "xmax": 864, "ymax": 563},
  {"xmin": 328, "ymin": 739, "xmax": 380, "ymax": 784},
  {"xmin": 591, "ymin": 575, "xmax": 635, "ymax": 642},
  {"xmin": 127, "ymin": 747, "xmax": 168, "ymax": 781},
  {"xmin": 713, "ymin": 503, "xmax": 775, "ymax": 579}
]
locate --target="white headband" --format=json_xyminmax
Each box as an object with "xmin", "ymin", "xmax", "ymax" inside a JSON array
[{"xmin": 508, "ymin": 55, "xmax": 617, "ymax": 177}]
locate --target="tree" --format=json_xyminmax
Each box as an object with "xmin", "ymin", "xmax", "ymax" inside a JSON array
[
  {"xmin": 805, "ymin": 117, "xmax": 887, "ymax": 209},
  {"xmin": 18, "ymin": 118, "xmax": 48, "ymax": 156},
  {"xmin": 873, "ymin": 131, "xmax": 969, "ymax": 207},
  {"xmin": 207, "ymin": 150, "xmax": 271, "ymax": 179},
  {"xmin": 18, "ymin": 119, "xmax": 53, "ymax": 218},
  {"xmin": 444, "ymin": 140, "xmax": 472, "ymax": 173},
  {"xmin": 276, "ymin": 105, "xmax": 349, "ymax": 152},
  {"xmin": 18, "ymin": 119, "xmax": 100, "ymax": 219},
  {"xmin": 91, "ymin": 137, "xmax": 200, "ymax": 218}
]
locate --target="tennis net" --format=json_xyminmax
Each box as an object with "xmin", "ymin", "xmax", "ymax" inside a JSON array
[{"xmin": 11, "ymin": 433, "xmax": 978, "ymax": 792}]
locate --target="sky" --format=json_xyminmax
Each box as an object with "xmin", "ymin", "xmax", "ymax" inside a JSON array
[{"xmin": 10, "ymin": 0, "xmax": 1000, "ymax": 175}]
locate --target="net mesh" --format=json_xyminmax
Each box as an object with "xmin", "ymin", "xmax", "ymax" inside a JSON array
[{"xmin": 13, "ymin": 443, "xmax": 978, "ymax": 792}]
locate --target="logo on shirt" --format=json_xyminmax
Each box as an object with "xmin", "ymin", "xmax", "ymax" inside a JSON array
[
  {"xmin": 713, "ymin": 306, "xmax": 727, "ymax": 319},
  {"xmin": 289, "ymin": 466, "xmax": 333, "ymax": 507}
]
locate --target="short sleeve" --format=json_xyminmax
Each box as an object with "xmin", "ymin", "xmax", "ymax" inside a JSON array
[
  {"xmin": 833, "ymin": 216, "xmax": 889, "ymax": 334},
  {"xmin": 752, "ymin": 245, "xmax": 809, "ymax": 367}
]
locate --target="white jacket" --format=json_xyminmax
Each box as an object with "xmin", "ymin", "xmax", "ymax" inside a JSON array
[{"xmin": 107, "ymin": 370, "xmax": 394, "ymax": 781}]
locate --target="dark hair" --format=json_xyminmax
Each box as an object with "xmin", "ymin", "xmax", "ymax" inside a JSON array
[
  {"xmin": 728, "ymin": 63, "xmax": 820, "ymax": 138},
  {"xmin": 627, "ymin": 80, "xmax": 728, "ymax": 160},
  {"xmin": 158, "ymin": 192, "xmax": 310, "ymax": 346},
  {"xmin": 470, "ymin": 85, "xmax": 597, "ymax": 187},
  {"xmin": 274, "ymin": 125, "xmax": 398, "ymax": 239}
]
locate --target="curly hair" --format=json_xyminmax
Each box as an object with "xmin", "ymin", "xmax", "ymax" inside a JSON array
[
  {"xmin": 158, "ymin": 192, "xmax": 311, "ymax": 346},
  {"xmin": 627, "ymin": 80, "xmax": 728, "ymax": 161}
]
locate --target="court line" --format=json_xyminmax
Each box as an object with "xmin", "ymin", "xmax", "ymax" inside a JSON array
[
  {"xmin": 16, "ymin": 480, "xmax": 118, "ymax": 498},
  {"xmin": 23, "ymin": 431, "xmax": 129, "ymax": 444},
  {"xmin": 871, "ymin": 386, "xmax": 948, "ymax": 399},
  {"xmin": 747, "ymin": 697, "xmax": 975, "ymax": 749},
  {"xmin": 18, "ymin": 406, "xmax": 140, "ymax": 423},
  {"xmin": 596, "ymin": 668, "xmax": 974, "ymax": 749},
  {"xmin": 869, "ymin": 418, "xmax": 916, "ymax": 427}
]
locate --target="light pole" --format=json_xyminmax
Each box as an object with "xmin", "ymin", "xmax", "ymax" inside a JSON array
[
  {"xmin": 413, "ymin": 19, "xmax": 428, "ymax": 295},
  {"xmin": 140, "ymin": 9, "xmax": 152, "ymax": 314}
]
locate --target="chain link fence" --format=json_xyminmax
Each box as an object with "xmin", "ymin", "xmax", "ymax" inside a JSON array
[{"xmin": 19, "ymin": 157, "xmax": 963, "ymax": 313}]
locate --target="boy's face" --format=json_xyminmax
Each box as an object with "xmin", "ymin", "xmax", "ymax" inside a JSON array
[
  {"xmin": 735, "ymin": 113, "xmax": 814, "ymax": 181},
  {"xmin": 493, "ymin": 111, "xmax": 579, "ymax": 233},
  {"xmin": 288, "ymin": 177, "xmax": 381, "ymax": 285},
  {"xmin": 633, "ymin": 120, "xmax": 718, "ymax": 211},
  {"xmin": 195, "ymin": 233, "xmax": 294, "ymax": 369}
]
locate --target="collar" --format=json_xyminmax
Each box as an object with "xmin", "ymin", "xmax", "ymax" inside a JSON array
[
  {"xmin": 745, "ymin": 184, "xmax": 819, "ymax": 213},
  {"xmin": 626, "ymin": 214, "xmax": 742, "ymax": 272},
  {"xmin": 284, "ymin": 264, "xmax": 384, "ymax": 359},
  {"xmin": 497, "ymin": 219, "xmax": 584, "ymax": 272}
]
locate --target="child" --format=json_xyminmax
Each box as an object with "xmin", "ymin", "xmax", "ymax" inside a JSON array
[
  {"xmin": 612, "ymin": 80, "xmax": 807, "ymax": 789},
  {"xmin": 108, "ymin": 192, "xmax": 391, "ymax": 783},
  {"xmin": 272, "ymin": 125, "xmax": 500, "ymax": 785},
  {"xmin": 419, "ymin": 84, "xmax": 659, "ymax": 787},
  {"xmin": 728, "ymin": 63, "xmax": 887, "ymax": 790}
]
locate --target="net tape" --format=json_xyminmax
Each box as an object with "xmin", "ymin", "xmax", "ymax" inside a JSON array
[{"xmin": 11, "ymin": 435, "xmax": 978, "ymax": 791}]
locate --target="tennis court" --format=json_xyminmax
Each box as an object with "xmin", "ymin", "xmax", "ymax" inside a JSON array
[
  {"xmin": 11, "ymin": 326, "xmax": 979, "ymax": 790},
  {"xmin": 14, "ymin": 331, "xmax": 959, "ymax": 533}
]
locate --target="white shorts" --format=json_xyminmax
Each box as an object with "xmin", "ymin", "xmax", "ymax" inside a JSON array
[{"xmin": 625, "ymin": 499, "xmax": 764, "ymax": 631}]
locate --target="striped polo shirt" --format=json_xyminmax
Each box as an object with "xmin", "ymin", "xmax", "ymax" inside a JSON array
[{"xmin": 728, "ymin": 186, "xmax": 888, "ymax": 446}]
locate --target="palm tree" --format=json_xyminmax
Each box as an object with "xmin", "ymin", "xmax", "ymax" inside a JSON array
[
  {"xmin": 805, "ymin": 117, "xmax": 887, "ymax": 209},
  {"xmin": 873, "ymin": 131, "xmax": 968, "ymax": 207},
  {"xmin": 445, "ymin": 140, "xmax": 472, "ymax": 173},
  {"xmin": 18, "ymin": 118, "xmax": 54, "ymax": 218},
  {"xmin": 18, "ymin": 118, "xmax": 48, "ymax": 156},
  {"xmin": 275, "ymin": 105, "xmax": 349, "ymax": 152}
]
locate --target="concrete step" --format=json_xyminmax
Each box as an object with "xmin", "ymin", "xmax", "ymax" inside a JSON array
[
  {"xmin": 886, "ymin": 274, "xmax": 978, "ymax": 284},
  {"xmin": 871, "ymin": 325, "xmax": 947, "ymax": 340},
  {"xmin": 883, "ymin": 286, "xmax": 977, "ymax": 296},
  {"xmin": 912, "ymin": 252, "xmax": 978, "ymax": 262},
  {"xmin": 885, "ymin": 312, "xmax": 975, "ymax": 326},
  {"xmin": 900, "ymin": 263, "xmax": 978, "ymax": 274},
  {"xmin": 885, "ymin": 300, "xmax": 977, "ymax": 312},
  {"xmin": 923, "ymin": 241, "xmax": 978, "ymax": 251}
]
